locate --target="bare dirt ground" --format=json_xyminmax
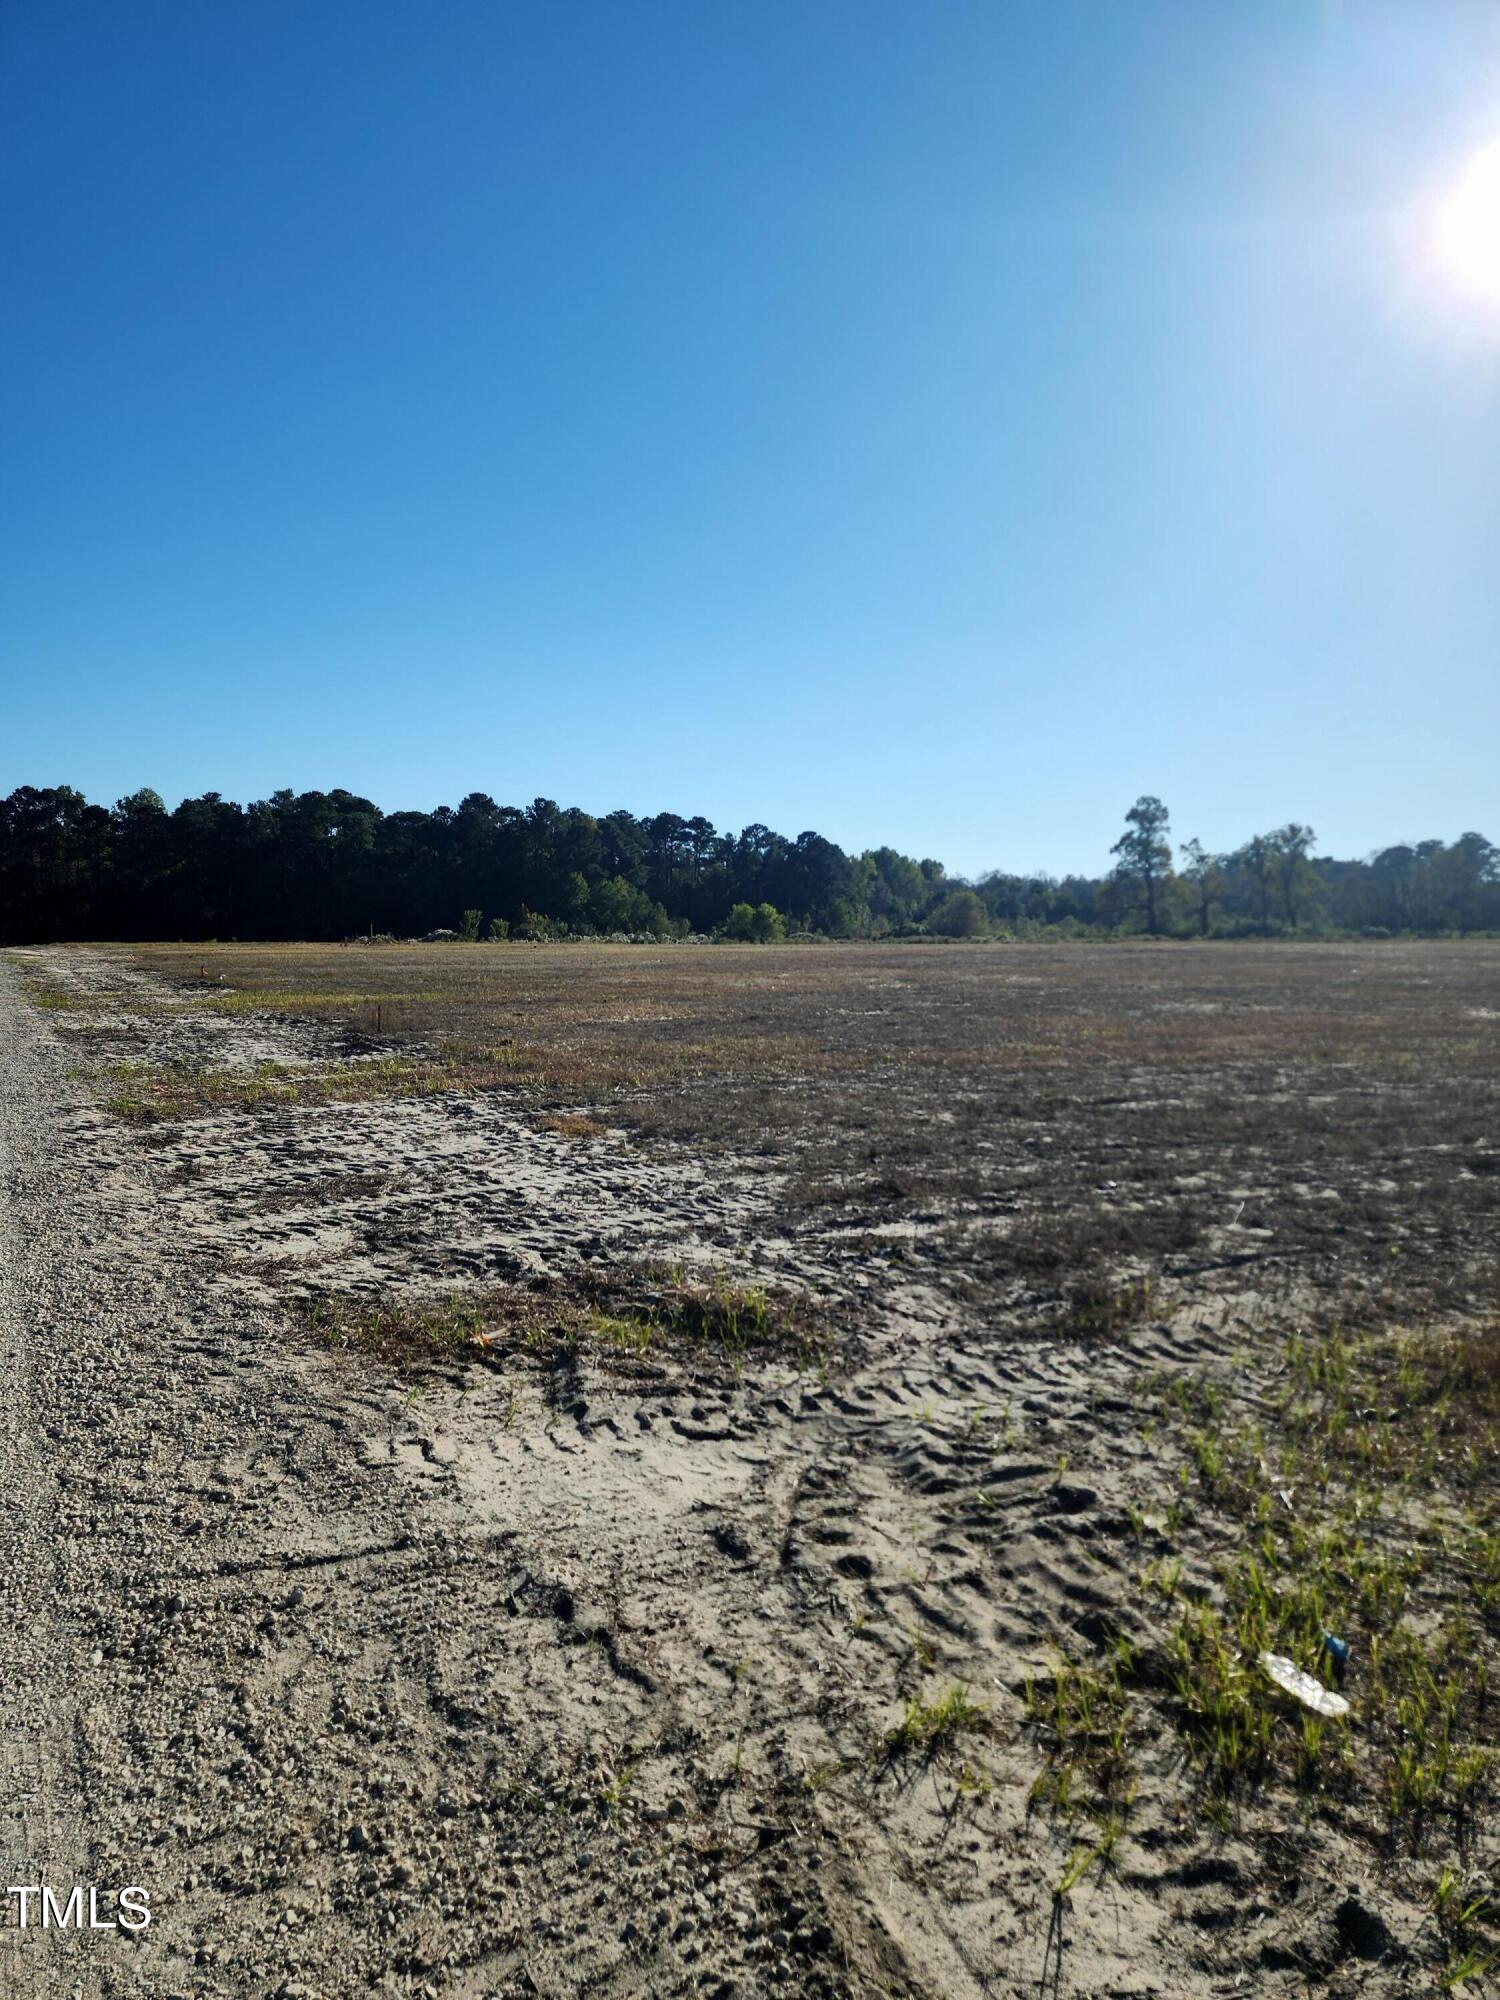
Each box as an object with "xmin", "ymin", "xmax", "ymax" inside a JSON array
[{"xmin": 1, "ymin": 941, "xmax": 1496, "ymax": 1999}]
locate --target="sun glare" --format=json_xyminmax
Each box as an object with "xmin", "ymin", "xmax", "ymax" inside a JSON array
[{"xmin": 1432, "ymin": 135, "xmax": 1500, "ymax": 311}]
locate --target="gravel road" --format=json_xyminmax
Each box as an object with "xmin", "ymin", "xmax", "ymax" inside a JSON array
[
  {"xmin": 0, "ymin": 957, "xmax": 489, "ymax": 1996},
  {"xmin": 0, "ymin": 968, "xmax": 95, "ymax": 1993}
]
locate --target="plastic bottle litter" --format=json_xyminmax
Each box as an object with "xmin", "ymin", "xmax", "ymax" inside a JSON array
[
  {"xmin": 1321, "ymin": 1633, "xmax": 1350, "ymax": 1684},
  {"xmin": 1259, "ymin": 1651, "xmax": 1350, "ymax": 1719}
]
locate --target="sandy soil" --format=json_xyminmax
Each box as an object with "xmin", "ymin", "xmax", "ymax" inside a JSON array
[{"xmin": 0, "ymin": 947, "xmax": 1490, "ymax": 1998}]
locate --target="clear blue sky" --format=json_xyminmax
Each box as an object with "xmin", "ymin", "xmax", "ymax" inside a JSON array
[{"xmin": 3, "ymin": 1, "xmax": 1497, "ymax": 878}]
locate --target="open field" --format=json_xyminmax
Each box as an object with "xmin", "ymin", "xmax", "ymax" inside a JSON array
[
  {"xmin": 84, "ymin": 939, "xmax": 1500, "ymax": 1327},
  {"xmin": 2, "ymin": 939, "xmax": 1497, "ymax": 1998}
]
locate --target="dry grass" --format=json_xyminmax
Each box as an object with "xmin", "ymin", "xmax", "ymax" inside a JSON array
[
  {"xmin": 93, "ymin": 938, "xmax": 1500, "ymax": 1325},
  {"xmin": 539, "ymin": 1111, "xmax": 608, "ymax": 1141},
  {"xmin": 78, "ymin": 1053, "xmax": 528, "ymax": 1123},
  {"xmin": 305, "ymin": 1262, "xmax": 827, "ymax": 1382}
]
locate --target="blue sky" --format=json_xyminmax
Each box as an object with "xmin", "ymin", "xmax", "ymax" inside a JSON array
[{"xmin": 2, "ymin": 1, "xmax": 1497, "ymax": 878}]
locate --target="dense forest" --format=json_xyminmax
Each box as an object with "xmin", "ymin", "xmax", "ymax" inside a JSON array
[{"xmin": 0, "ymin": 784, "xmax": 1495, "ymax": 944}]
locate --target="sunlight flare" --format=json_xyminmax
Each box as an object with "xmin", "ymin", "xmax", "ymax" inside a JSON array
[{"xmin": 1432, "ymin": 134, "xmax": 1500, "ymax": 311}]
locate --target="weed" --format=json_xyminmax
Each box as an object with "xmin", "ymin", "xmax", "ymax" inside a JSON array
[
  {"xmin": 596, "ymin": 1756, "xmax": 640, "ymax": 1822},
  {"xmin": 802, "ymin": 1760, "xmax": 844, "ymax": 1794},
  {"xmin": 309, "ymin": 1289, "xmax": 494, "ymax": 1364},
  {"xmin": 300, "ymin": 1261, "xmax": 823, "ymax": 1379},
  {"xmin": 1055, "ymin": 1805, "xmax": 1130, "ymax": 1896},
  {"xmin": 885, "ymin": 1683, "xmax": 989, "ymax": 1756},
  {"xmin": 1054, "ymin": 1275, "xmax": 1154, "ymax": 1340},
  {"xmin": 1025, "ymin": 1656, "xmax": 1134, "ymax": 1833}
]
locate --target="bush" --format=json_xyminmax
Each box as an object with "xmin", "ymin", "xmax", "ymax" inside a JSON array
[
  {"xmin": 721, "ymin": 901, "xmax": 787, "ymax": 942},
  {"xmin": 458, "ymin": 908, "xmax": 483, "ymax": 942},
  {"xmin": 927, "ymin": 888, "xmax": 988, "ymax": 938},
  {"xmin": 487, "ymin": 916, "xmax": 509, "ymax": 941},
  {"xmin": 588, "ymin": 875, "xmax": 662, "ymax": 935}
]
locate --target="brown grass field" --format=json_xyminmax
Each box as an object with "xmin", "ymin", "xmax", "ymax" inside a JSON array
[
  {"xmin": 15, "ymin": 935, "xmax": 1500, "ymax": 1996},
  {"xmin": 117, "ymin": 936, "xmax": 1500, "ymax": 1327}
]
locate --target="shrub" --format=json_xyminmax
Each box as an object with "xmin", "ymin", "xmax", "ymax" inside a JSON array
[
  {"xmin": 721, "ymin": 901, "xmax": 787, "ymax": 941},
  {"xmin": 928, "ymin": 888, "xmax": 988, "ymax": 938},
  {"xmin": 588, "ymin": 875, "xmax": 659, "ymax": 934}
]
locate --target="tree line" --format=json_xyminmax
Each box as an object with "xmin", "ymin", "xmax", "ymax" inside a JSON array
[{"xmin": 0, "ymin": 784, "xmax": 1494, "ymax": 944}]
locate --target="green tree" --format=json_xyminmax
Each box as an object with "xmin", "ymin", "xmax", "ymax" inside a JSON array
[
  {"xmin": 1179, "ymin": 838, "xmax": 1222, "ymax": 936},
  {"xmin": 587, "ymin": 875, "xmax": 659, "ymax": 933},
  {"xmin": 560, "ymin": 872, "xmax": 590, "ymax": 922},
  {"xmin": 1268, "ymin": 823, "xmax": 1316, "ymax": 929},
  {"xmin": 1243, "ymin": 835, "xmax": 1273, "ymax": 935},
  {"xmin": 1111, "ymin": 796, "xmax": 1172, "ymax": 935},
  {"xmin": 722, "ymin": 901, "xmax": 786, "ymax": 940},
  {"xmin": 1439, "ymin": 832, "xmax": 1499, "ymax": 932},
  {"xmin": 457, "ymin": 907, "xmax": 483, "ymax": 941},
  {"xmin": 928, "ymin": 888, "xmax": 988, "ymax": 937}
]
